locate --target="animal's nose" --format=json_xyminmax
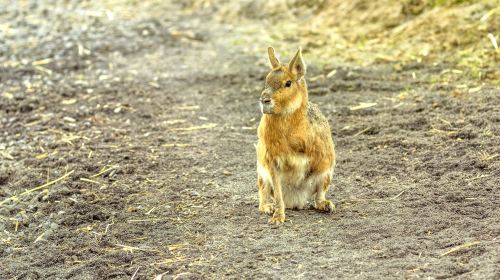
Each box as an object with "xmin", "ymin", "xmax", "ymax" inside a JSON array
[
  {"xmin": 260, "ymin": 97, "xmax": 271, "ymax": 104},
  {"xmin": 260, "ymin": 90, "xmax": 272, "ymax": 104}
]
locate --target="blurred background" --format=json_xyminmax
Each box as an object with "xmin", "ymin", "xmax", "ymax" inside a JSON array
[
  {"xmin": 2, "ymin": 0, "xmax": 499, "ymax": 82},
  {"xmin": 181, "ymin": 0, "xmax": 499, "ymax": 82}
]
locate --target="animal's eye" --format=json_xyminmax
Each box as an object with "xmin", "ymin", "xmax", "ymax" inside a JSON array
[{"xmin": 285, "ymin": 80, "xmax": 292, "ymax": 87}]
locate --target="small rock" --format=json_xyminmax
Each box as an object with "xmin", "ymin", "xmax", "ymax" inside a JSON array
[{"xmin": 190, "ymin": 190, "xmax": 200, "ymax": 197}]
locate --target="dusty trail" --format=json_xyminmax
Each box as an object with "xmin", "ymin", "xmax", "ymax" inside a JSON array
[{"xmin": 1, "ymin": 2, "xmax": 499, "ymax": 279}]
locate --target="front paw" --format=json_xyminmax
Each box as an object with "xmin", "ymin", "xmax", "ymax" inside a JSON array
[
  {"xmin": 259, "ymin": 203, "xmax": 274, "ymax": 215},
  {"xmin": 315, "ymin": 200, "xmax": 335, "ymax": 213},
  {"xmin": 268, "ymin": 210, "xmax": 285, "ymax": 225}
]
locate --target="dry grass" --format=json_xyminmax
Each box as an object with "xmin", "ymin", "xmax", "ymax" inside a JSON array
[
  {"xmin": 440, "ymin": 241, "xmax": 481, "ymax": 256},
  {"xmin": 0, "ymin": 170, "xmax": 75, "ymax": 206},
  {"xmin": 182, "ymin": 0, "xmax": 499, "ymax": 83}
]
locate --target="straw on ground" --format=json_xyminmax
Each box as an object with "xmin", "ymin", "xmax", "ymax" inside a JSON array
[{"xmin": 0, "ymin": 169, "xmax": 75, "ymax": 206}]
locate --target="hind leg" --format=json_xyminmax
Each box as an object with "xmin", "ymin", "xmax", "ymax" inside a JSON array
[
  {"xmin": 257, "ymin": 176, "xmax": 274, "ymax": 215},
  {"xmin": 314, "ymin": 174, "xmax": 335, "ymax": 213}
]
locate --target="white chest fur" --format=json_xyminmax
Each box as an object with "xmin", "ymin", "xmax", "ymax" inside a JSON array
[{"xmin": 275, "ymin": 153, "xmax": 310, "ymax": 186}]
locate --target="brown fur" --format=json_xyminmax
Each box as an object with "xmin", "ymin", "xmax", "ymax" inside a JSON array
[{"xmin": 256, "ymin": 47, "xmax": 336, "ymax": 224}]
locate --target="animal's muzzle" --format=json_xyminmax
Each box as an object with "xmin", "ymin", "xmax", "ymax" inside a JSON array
[
  {"xmin": 260, "ymin": 97, "xmax": 272, "ymax": 104},
  {"xmin": 260, "ymin": 90, "xmax": 274, "ymax": 114}
]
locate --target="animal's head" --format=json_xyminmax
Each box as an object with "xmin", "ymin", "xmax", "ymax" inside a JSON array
[{"xmin": 260, "ymin": 46, "xmax": 307, "ymax": 115}]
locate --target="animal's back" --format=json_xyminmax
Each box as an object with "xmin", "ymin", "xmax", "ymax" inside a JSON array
[
  {"xmin": 306, "ymin": 101, "xmax": 336, "ymax": 168},
  {"xmin": 307, "ymin": 102, "xmax": 331, "ymax": 136},
  {"xmin": 307, "ymin": 102, "xmax": 327, "ymax": 124}
]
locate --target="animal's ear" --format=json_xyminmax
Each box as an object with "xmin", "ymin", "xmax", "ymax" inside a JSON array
[
  {"xmin": 289, "ymin": 47, "xmax": 306, "ymax": 79},
  {"xmin": 267, "ymin": 47, "xmax": 280, "ymax": 69}
]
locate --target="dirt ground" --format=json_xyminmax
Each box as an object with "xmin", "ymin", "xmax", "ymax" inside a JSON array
[{"xmin": 1, "ymin": 1, "xmax": 499, "ymax": 279}]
